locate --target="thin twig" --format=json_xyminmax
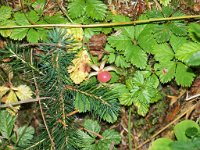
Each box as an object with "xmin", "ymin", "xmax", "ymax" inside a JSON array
[
  {"xmin": 0, "ymin": 97, "xmax": 50, "ymax": 108},
  {"xmin": 128, "ymin": 108, "xmax": 133, "ymax": 150},
  {"xmin": 136, "ymin": 103, "xmax": 197, "ymax": 149},
  {"xmin": 80, "ymin": 127, "xmax": 104, "ymax": 139},
  {"xmin": 186, "ymin": 93, "xmax": 200, "ymax": 101},
  {"xmin": 0, "ymin": 15, "xmax": 199, "ymax": 29},
  {"xmin": 65, "ymin": 109, "xmax": 79, "ymax": 117}
]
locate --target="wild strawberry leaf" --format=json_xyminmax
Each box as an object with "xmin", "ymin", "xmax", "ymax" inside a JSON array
[
  {"xmin": 26, "ymin": 10, "xmax": 40, "ymax": 23},
  {"xmin": 162, "ymin": 7, "xmax": 174, "ymax": 17},
  {"xmin": 124, "ymin": 45, "xmax": 147, "ymax": 69},
  {"xmin": 170, "ymin": 35, "xmax": 187, "ymax": 52},
  {"xmin": 115, "ymin": 71, "xmax": 161, "ymax": 116},
  {"xmin": 14, "ymin": 12, "xmax": 30, "ymax": 25},
  {"xmin": 187, "ymin": 51, "xmax": 200, "ymax": 66},
  {"xmin": 138, "ymin": 24, "xmax": 158, "ymax": 53},
  {"xmin": 108, "ymin": 34, "xmax": 132, "ymax": 51},
  {"xmin": 175, "ymin": 62, "xmax": 195, "ymax": 87},
  {"xmin": 188, "ymin": 23, "xmax": 200, "ymax": 42},
  {"xmin": 27, "ymin": 29, "xmax": 40, "ymax": 43},
  {"xmin": 154, "ymin": 61, "xmax": 176, "ymax": 83},
  {"xmin": 85, "ymin": 0, "xmax": 107, "ymax": 21},
  {"xmin": 115, "ymin": 55, "xmax": 130, "ymax": 68},
  {"xmin": 159, "ymin": 0, "xmax": 172, "ymax": 7},
  {"xmin": 10, "ymin": 28, "xmax": 29, "ymax": 40},
  {"xmin": 101, "ymin": 129, "xmax": 121, "ymax": 145},
  {"xmin": 0, "ymin": 6, "xmax": 12, "ymax": 22},
  {"xmin": 0, "ymin": 110, "xmax": 16, "ymax": 139},
  {"xmin": 68, "ymin": 0, "xmax": 86, "ymax": 19},
  {"xmin": 44, "ymin": 13, "xmax": 66, "ymax": 24},
  {"xmin": 84, "ymin": 119, "xmax": 101, "ymax": 136},
  {"xmin": 175, "ymin": 42, "xmax": 200, "ymax": 63},
  {"xmin": 169, "ymin": 22, "xmax": 187, "ymax": 36},
  {"xmin": 153, "ymin": 24, "xmax": 171, "ymax": 43},
  {"xmin": 152, "ymin": 44, "xmax": 174, "ymax": 62},
  {"xmin": 11, "ymin": 126, "xmax": 34, "ymax": 147},
  {"xmin": 0, "ymin": 20, "xmax": 15, "ymax": 37}
]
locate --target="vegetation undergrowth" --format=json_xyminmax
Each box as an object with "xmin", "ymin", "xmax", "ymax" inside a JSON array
[{"xmin": 0, "ymin": 0, "xmax": 199, "ymax": 149}]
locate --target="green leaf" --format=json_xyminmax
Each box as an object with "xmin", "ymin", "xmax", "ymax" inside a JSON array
[
  {"xmin": 175, "ymin": 63, "xmax": 195, "ymax": 87},
  {"xmin": 153, "ymin": 24, "xmax": 171, "ymax": 43},
  {"xmin": 118, "ymin": 71, "xmax": 161, "ymax": 116},
  {"xmin": 44, "ymin": 13, "xmax": 66, "ymax": 24},
  {"xmin": 108, "ymin": 35, "xmax": 132, "ymax": 51},
  {"xmin": 120, "ymin": 92, "xmax": 134, "ymax": 106},
  {"xmin": 77, "ymin": 130, "xmax": 96, "ymax": 148},
  {"xmin": 0, "ymin": 20, "xmax": 15, "ymax": 37},
  {"xmin": 0, "ymin": 6, "xmax": 12, "ymax": 22},
  {"xmin": 0, "ymin": 111, "xmax": 16, "ymax": 139},
  {"xmin": 176, "ymin": 42, "xmax": 200, "ymax": 63},
  {"xmin": 32, "ymin": 0, "xmax": 46, "ymax": 14},
  {"xmin": 154, "ymin": 61, "xmax": 176, "ymax": 83},
  {"xmin": 149, "ymin": 138, "xmax": 173, "ymax": 150},
  {"xmin": 124, "ymin": 45, "xmax": 147, "ymax": 69},
  {"xmin": 115, "ymin": 55, "xmax": 130, "ymax": 68},
  {"xmin": 85, "ymin": 0, "xmax": 107, "ymax": 21},
  {"xmin": 187, "ymin": 51, "xmax": 200, "ymax": 66},
  {"xmin": 147, "ymin": 8, "xmax": 163, "ymax": 18},
  {"xmin": 27, "ymin": 29, "xmax": 40, "ymax": 43},
  {"xmin": 68, "ymin": 0, "xmax": 86, "ymax": 19},
  {"xmin": 14, "ymin": 12, "xmax": 30, "ymax": 25},
  {"xmin": 101, "ymin": 129, "xmax": 121, "ymax": 145},
  {"xmin": 27, "ymin": 10, "xmax": 40, "ymax": 23},
  {"xmin": 170, "ymin": 35, "xmax": 187, "ymax": 52},
  {"xmin": 121, "ymin": 26, "xmax": 135, "ymax": 39},
  {"xmin": 188, "ymin": 23, "xmax": 200, "ymax": 42},
  {"xmin": 134, "ymin": 100, "xmax": 149, "ymax": 116},
  {"xmin": 170, "ymin": 140, "xmax": 200, "ymax": 150},
  {"xmin": 112, "ymin": 14, "xmax": 131, "ymax": 22},
  {"xmin": 11, "ymin": 126, "xmax": 34, "ymax": 147},
  {"xmin": 10, "ymin": 28, "xmax": 29, "ymax": 40},
  {"xmin": 158, "ymin": 0, "xmax": 172, "ymax": 6},
  {"xmin": 169, "ymin": 22, "xmax": 187, "ymax": 36},
  {"xmin": 153, "ymin": 44, "xmax": 174, "ymax": 62},
  {"xmin": 174, "ymin": 120, "xmax": 200, "ymax": 141},
  {"xmin": 138, "ymin": 24, "xmax": 158, "ymax": 53},
  {"xmin": 107, "ymin": 53, "xmax": 116, "ymax": 63},
  {"xmin": 162, "ymin": 7, "xmax": 174, "ymax": 17},
  {"xmin": 134, "ymin": 14, "xmax": 148, "ymax": 39},
  {"xmin": 84, "ymin": 119, "xmax": 101, "ymax": 137}
]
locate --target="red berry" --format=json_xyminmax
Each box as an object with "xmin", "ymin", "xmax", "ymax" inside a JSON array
[{"xmin": 97, "ymin": 71, "xmax": 111, "ymax": 83}]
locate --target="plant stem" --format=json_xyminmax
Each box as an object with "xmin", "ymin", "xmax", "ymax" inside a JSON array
[
  {"xmin": 0, "ymin": 15, "xmax": 199, "ymax": 29},
  {"xmin": 128, "ymin": 107, "xmax": 133, "ymax": 150}
]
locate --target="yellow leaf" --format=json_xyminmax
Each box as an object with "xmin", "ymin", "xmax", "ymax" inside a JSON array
[
  {"xmin": 63, "ymin": 27, "xmax": 83, "ymax": 51},
  {"xmin": 15, "ymin": 85, "xmax": 33, "ymax": 101},
  {"xmin": 5, "ymin": 90, "xmax": 20, "ymax": 115},
  {"xmin": 67, "ymin": 28, "xmax": 83, "ymax": 42},
  {"xmin": 0, "ymin": 86, "xmax": 9, "ymax": 98},
  {"xmin": 68, "ymin": 50, "xmax": 91, "ymax": 84}
]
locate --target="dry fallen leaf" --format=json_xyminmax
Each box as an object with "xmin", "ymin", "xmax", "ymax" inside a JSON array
[
  {"xmin": 0, "ymin": 84, "xmax": 33, "ymax": 115},
  {"xmin": 68, "ymin": 50, "xmax": 91, "ymax": 84},
  {"xmin": 88, "ymin": 33, "xmax": 107, "ymax": 60}
]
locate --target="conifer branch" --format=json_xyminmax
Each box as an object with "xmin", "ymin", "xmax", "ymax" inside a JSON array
[{"xmin": 65, "ymin": 85, "xmax": 111, "ymax": 106}]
